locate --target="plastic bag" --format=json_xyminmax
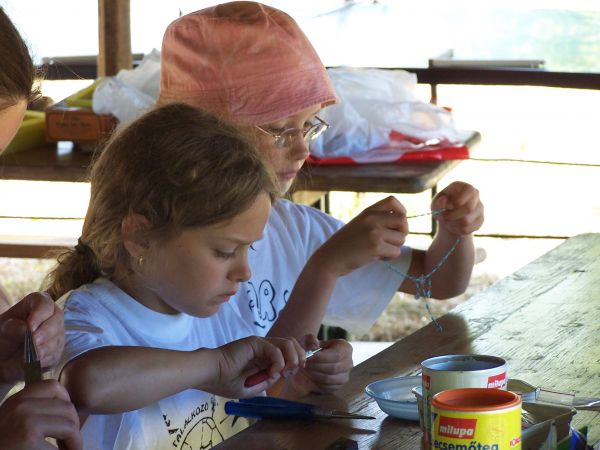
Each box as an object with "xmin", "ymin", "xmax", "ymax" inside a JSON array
[
  {"xmin": 310, "ymin": 67, "xmax": 462, "ymax": 159},
  {"xmin": 93, "ymin": 49, "xmax": 161, "ymax": 126}
]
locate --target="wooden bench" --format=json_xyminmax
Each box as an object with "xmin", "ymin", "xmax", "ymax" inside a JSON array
[
  {"xmin": 0, "ymin": 192, "xmax": 325, "ymax": 259},
  {"xmin": 0, "ymin": 235, "xmax": 75, "ymax": 259}
]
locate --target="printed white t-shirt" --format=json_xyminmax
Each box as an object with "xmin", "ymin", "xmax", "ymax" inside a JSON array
[
  {"xmin": 227, "ymin": 198, "xmax": 412, "ymax": 337},
  {"xmin": 56, "ymin": 278, "xmax": 255, "ymax": 450}
]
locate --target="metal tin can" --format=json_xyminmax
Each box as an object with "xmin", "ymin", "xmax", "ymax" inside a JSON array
[
  {"xmin": 431, "ymin": 388, "xmax": 522, "ymax": 449},
  {"xmin": 422, "ymin": 354, "xmax": 508, "ymax": 434}
]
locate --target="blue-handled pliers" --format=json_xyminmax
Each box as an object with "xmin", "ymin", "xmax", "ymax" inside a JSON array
[{"xmin": 225, "ymin": 396, "xmax": 375, "ymax": 420}]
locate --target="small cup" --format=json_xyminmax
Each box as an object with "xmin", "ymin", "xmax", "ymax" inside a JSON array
[{"xmin": 421, "ymin": 354, "xmax": 508, "ymax": 435}]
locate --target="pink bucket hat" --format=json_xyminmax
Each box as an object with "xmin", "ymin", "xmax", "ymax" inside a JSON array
[{"xmin": 158, "ymin": 1, "xmax": 338, "ymax": 126}]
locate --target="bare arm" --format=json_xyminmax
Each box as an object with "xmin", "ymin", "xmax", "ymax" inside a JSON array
[
  {"xmin": 401, "ymin": 181, "xmax": 483, "ymax": 299},
  {"xmin": 269, "ymin": 196, "xmax": 409, "ymax": 339},
  {"xmin": 268, "ymin": 251, "xmax": 338, "ymax": 338},
  {"xmin": 401, "ymin": 231, "xmax": 475, "ymax": 299},
  {"xmin": 61, "ymin": 346, "xmax": 218, "ymax": 414},
  {"xmin": 61, "ymin": 336, "xmax": 300, "ymax": 415}
]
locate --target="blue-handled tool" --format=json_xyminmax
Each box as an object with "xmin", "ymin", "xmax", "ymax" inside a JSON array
[{"xmin": 225, "ymin": 396, "xmax": 375, "ymax": 420}]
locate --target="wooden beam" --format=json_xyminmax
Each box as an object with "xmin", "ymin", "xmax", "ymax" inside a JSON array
[
  {"xmin": 97, "ymin": 0, "xmax": 131, "ymax": 76},
  {"xmin": 0, "ymin": 235, "xmax": 75, "ymax": 259}
]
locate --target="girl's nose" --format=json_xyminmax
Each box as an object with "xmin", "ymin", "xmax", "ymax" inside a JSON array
[
  {"xmin": 231, "ymin": 257, "xmax": 252, "ymax": 283},
  {"xmin": 288, "ymin": 136, "xmax": 310, "ymax": 161}
]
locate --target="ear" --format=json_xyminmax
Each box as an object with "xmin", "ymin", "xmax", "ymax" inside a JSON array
[{"xmin": 121, "ymin": 213, "xmax": 152, "ymax": 259}]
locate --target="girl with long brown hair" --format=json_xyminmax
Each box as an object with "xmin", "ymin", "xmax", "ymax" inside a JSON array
[{"xmin": 46, "ymin": 103, "xmax": 312, "ymax": 449}]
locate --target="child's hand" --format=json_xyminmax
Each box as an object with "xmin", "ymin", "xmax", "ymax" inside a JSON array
[
  {"xmin": 263, "ymin": 336, "xmax": 307, "ymax": 378},
  {"xmin": 0, "ymin": 292, "xmax": 65, "ymax": 384},
  {"xmin": 432, "ymin": 181, "xmax": 484, "ymax": 236},
  {"xmin": 315, "ymin": 196, "xmax": 408, "ymax": 277},
  {"xmin": 204, "ymin": 336, "xmax": 305, "ymax": 398},
  {"xmin": 275, "ymin": 335, "xmax": 353, "ymax": 398},
  {"xmin": 301, "ymin": 337, "xmax": 353, "ymax": 394}
]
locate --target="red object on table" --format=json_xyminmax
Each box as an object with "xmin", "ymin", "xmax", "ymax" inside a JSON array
[
  {"xmin": 244, "ymin": 348, "xmax": 323, "ymax": 387},
  {"xmin": 307, "ymin": 131, "xmax": 469, "ymax": 166}
]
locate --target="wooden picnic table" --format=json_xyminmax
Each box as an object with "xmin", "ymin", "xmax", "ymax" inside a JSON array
[
  {"xmin": 214, "ymin": 233, "xmax": 600, "ymax": 449},
  {"xmin": 0, "ymin": 132, "xmax": 478, "ymax": 258},
  {"xmin": 0, "ymin": 131, "xmax": 480, "ymax": 192}
]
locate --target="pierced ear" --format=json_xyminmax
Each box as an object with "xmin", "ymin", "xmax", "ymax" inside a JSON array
[{"xmin": 121, "ymin": 213, "xmax": 151, "ymax": 258}]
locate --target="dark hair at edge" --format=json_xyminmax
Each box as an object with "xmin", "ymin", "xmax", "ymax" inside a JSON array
[
  {"xmin": 45, "ymin": 103, "xmax": 278, "ymax": 299},
  {"xmin": 0, "ymin": 7, "xmax": 39, "ymax": 105}
]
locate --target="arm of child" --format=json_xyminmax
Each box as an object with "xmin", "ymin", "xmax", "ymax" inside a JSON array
[
  {"xmin": 0, "ymin": 380, "xmax": 82, "ymax": 450},
  {"xmin": 60, "ymin": 336, "xmax": 305, "ymax": 415},
  {"xmin": 269, "ymin": 196, "xmax": 409, "ymax": 339},
  {"xmin": 400, "ymin": 181, "xmax": 484, "ymax": 299},
  {"xmin": 0, "ymin": 292, "xmax": 64, "ymax": 387}
]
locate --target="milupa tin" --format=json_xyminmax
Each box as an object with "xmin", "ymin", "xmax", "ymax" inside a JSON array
[
  {"xmin": 421, "ymin": 354, "xmax": 508, "ymax": 435},
  {"xmin": 431, "ymin": 388, "xmax": 521, "ymax": 449}
]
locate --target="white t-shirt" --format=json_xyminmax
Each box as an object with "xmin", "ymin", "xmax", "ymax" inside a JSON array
[
  {"xmin": 228, "ymin": 199, "xmax": 412, "ymax": 337},
  {"xmin": 56, "ymin": 278, "xmax": 254, "ymax": 450}
]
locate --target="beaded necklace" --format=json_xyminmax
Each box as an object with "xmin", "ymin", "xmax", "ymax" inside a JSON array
[{"xmin": 384, "ymin": 209, "xmax": 461, "ymax": 331}]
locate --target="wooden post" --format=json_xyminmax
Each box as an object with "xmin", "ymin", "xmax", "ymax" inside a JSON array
[{"xmin": 98, "ymin": 0, "xmax": 131, "ymax": 76}]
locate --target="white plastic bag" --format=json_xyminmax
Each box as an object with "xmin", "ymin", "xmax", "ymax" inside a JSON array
[
  {"xmin": 311, "ymin": 67, "xmax": 461, "ymax": 158},
  {"xmin": 93, "ymin": 49, "xmax": 161, "ymax": 126}
]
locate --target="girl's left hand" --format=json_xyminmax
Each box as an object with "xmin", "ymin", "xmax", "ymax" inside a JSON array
[
  {"xmin": 432, "ymin": 181, "xmax": 484, "ymax": 236},
  {"xmin": 275, "ymin": 335, "xmax": 353, "ymax": 398},
  {"xmin": 303, "ymin": 337, "xmax": 353, "ymax": 394}
]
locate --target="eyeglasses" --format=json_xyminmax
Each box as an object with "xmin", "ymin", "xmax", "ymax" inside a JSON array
[{"xmin": 256, "ymin": 116, "xmax": 329, "ymax": 149}]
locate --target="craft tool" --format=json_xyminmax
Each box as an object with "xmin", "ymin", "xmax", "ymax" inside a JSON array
[
  {"xmin": 225, "ymin": 396, "xmax": 375, "ymax": 420},
  {"xmin": 24, "ymin": 328, "xmax": 42, "ymax": 386}
]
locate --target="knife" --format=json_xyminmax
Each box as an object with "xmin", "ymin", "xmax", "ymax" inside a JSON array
[{"xmin": 509, "ymin": 379, "xmax": 600, "ymax": 411}]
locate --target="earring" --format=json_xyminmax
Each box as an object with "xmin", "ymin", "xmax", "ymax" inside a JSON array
[{"xmin": 137, "ymin": 255, "xmax": 144, "ymax": 265}]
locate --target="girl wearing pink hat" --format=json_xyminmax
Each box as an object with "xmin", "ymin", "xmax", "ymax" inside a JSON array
[{"xmin": 159, "ymin": 1, "xmax": 483, "ymax": 391}]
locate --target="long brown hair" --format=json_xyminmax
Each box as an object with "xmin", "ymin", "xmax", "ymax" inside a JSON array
[
  {"xmin": 46, "ymin": 103, "xmax": 278, "ymax": 299},
  {"xmin": 0, "ymin": 7, "xmax": 38, "ymax": 106}
]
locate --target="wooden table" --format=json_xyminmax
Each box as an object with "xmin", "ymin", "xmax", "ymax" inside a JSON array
[
  {"xmin": 215, "ymin": 233, "xmax": 600, "ymax": 449},
  {"xmin": 0, "ymin": 132, "xmax": 480, "ymax": 191},
  {"xmin": 0, "ymin": 144, "xmax": 92, "ymax": 183},
  {"xmin": 295, "ymin": 131, "xmax": 480, "ymax": 194},
  {"xmin": 0, "ymin": 133, "xmax": 478, "ymax": 257}
]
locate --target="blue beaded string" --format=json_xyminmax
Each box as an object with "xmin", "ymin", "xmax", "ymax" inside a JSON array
[{"xmin": 384, "ymin": 209, "xmax": 461, "ymax": 332}]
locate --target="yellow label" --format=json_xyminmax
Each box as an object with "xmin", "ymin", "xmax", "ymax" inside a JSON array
[{"xmin": 431, "ymin": 405, "xmax": 521, "ymax": 450}]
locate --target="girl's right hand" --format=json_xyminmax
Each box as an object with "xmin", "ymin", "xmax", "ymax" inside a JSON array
[
  {"xmin": 313, "ymin": 196, "xmax": 409, "ymax": 277},
  {"xmin": 200, "ymin": 336, "xmax": 305, "ymax": 398}
]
